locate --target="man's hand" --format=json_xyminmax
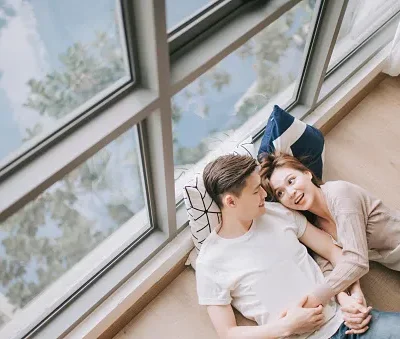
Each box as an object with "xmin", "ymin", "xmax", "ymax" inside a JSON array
[
  {"xmin": 337, "ymin": 292, "xmax": 372, "ymax": 335},
  {"xmin": 279, "ymin": 296, "xmax": 324, "ymax": 336}
]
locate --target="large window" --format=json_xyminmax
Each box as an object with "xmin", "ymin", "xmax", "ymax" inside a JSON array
[
  {"xmin": 0, "ymin": 0, "xmax": 130, "ymax": 167},
  {"xmin": 0, "ymin": 0, "xmax": 397, "ymax": 337},
  {"xmin": 0, "ymin": 127, "xmax": 149, "ymax": 330},
  {"xmin": 328, "ymin": 0, "xmax": 400, "ymax": 71},
  {"xmin": 172, "ymin": 0, "xmax": 316, "ymax": 192},
  {"xmin": 166, "ymin": 0, "xmax": 215, "ymax": 30}
]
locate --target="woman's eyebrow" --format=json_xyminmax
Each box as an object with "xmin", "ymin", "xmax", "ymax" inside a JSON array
[{"xmin": 274, "ymin": 174, "xmax": 291, "ymax": 192}]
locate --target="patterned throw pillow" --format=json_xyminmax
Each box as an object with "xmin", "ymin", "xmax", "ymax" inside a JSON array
[
  {"xmin": 182, "ymin": 138, "xmax": 255, "ymax": 254},
  {"xmin": 257, "ymin": 105, "xmax": 325, "ymax": 179}
]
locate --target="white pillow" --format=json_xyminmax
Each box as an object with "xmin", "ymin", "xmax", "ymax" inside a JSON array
[{"xmin": 182, "ymin": 137, "xmax": 256, "ymax": 264}]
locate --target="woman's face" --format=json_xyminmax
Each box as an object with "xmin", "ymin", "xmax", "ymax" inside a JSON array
[{"xmin": 269, "ymin": 166, "xmax": 316, "ymax": 211}]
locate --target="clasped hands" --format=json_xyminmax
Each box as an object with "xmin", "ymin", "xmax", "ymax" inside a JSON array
[{"xmin": 337, "ymin": 281, "xmax": 372, "ymax": 335}]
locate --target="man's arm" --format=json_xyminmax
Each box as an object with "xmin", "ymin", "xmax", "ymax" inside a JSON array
[
  {"xmin": 206, "ymin": 296, "xmax": 324, "ymax": 339},
  {"xmin": 207, "ymin": 304, "xmax": 288, "ymax": 339}
]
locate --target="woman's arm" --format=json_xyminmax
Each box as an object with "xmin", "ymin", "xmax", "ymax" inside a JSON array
[
  {"xmin": 312, "ymin": 253, "xmax": 334, "ymax": 278},
  {"xmin": 323, "ymin": 213, "xmax": 369, "ymax": 295},
  {"xmin": 299, "ymin": 222, "xmax": 343, "ymax": 266},
  {"xmin": 311, "ymin": 254, "xmax": 366, "ymax": 300},
  {"xmin": 300, "ymin": 218, "xmax": 369, "ymax": 304}
]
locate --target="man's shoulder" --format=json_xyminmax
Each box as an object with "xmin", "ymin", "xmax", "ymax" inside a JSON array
[
  {"xmin": 197, "ymin": 230, "xmax": 222, "ymax": 264},
  {"xmin": 260, "ymin": 202, "xmax": 298, "ymax": 222},
  {"xmin": 259, "ymin": 202, "xmax": 306, "ymax": 236}
]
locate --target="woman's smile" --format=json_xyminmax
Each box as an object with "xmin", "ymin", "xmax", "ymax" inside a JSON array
[{"xmin": 294, "ymin": 193, "xmax": 304, "ymax": 205}]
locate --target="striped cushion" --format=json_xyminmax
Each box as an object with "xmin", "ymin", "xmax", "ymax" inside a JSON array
[
  {"xmin": 183, "ymin": 138, "xmax": 255, "ymax": 252},
  {"xmin": 257, "ymin": 105, "xmax": 325, "ymax": 179}
]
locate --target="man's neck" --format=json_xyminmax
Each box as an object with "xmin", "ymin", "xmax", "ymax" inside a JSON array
[{"xmin": 217, "ymin": 213, "xmax": 253, "ymax": 239}]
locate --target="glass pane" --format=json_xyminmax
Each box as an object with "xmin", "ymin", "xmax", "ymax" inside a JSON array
[
  {"xmin": 0, "ymin": 128, "xmax": 149, "ymax": 330},
  {"xmin": 0, "ymin": 0, "xmax": 130, "ymax": 165},
  {"xmin": 172, "ymin": 0, "xmax": 316, "ymax": 191},
  {"xmin": 328, "ymin": 0, "xmax": 400, "ymax": 71},
  {"xmin": 166, "ymin": 0, "xmax": 215, "ymax": 30}
]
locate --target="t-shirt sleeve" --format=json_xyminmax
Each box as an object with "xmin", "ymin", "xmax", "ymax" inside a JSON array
[
  {"xmin": 292, "ymin": 211, "xmax": 308, "ymax": 238},
  {"xmin": 196, "ymin": 262, "xmax": 232, "ymax": 306}
]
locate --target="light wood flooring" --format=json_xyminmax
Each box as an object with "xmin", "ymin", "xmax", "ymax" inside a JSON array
[{"xmin": 114, "ymin": 75, "xmax": 400, "ymax": 339}]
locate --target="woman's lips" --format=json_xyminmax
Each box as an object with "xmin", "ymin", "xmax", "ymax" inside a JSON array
[{"xmin": 294, "ymin": 193, "xmax": 304, "ymax": 205}]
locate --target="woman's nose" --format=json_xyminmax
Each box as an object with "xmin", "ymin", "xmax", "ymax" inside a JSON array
[{"xmin": 287, "ymin": 186, "xmax": 296, "ymax": 197}]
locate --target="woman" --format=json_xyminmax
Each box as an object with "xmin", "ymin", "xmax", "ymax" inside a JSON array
[{"xmin": 259, "ymin": 151, "xmax": 400, "ymax": 298}]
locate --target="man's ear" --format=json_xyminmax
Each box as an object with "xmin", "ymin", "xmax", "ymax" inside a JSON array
[{"xmin": 223, "ymin": 194, "xmax": 236, "ymax": 208}]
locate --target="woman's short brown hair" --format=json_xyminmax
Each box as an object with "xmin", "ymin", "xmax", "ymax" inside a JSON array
[
  {"xmin": 203, "ymin": 154, "xmax": 258, "ymax": 209},
  {"xmin": 259, "ymin": 151, "xmax": 322, "ymax": 201}
]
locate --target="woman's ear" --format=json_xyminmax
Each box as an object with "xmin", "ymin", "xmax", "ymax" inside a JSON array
[{"xmin": 305, "ymin": 171, "xmax": 313, "ymax": 180}]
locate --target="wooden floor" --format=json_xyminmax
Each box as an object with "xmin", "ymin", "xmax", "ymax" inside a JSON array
[{"xmin": 114, "ymin": 75, "xmax": 400, "ymax": 339}]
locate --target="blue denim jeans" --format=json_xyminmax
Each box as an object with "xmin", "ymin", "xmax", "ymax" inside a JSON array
[{"xmin": 331, "ymin": 310, "xmax": 400, "ymax": 338}]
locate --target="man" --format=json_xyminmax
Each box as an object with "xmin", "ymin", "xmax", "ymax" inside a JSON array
[{"xmin": 196, "ymin": 154, "xmax": 400, "ymax": 338}]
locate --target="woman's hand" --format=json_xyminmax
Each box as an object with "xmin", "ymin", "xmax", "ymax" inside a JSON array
[
  {"xmin": 337, "ymin": 292, "xmax": 372, "ymax": 335},
  {"xmin": 279, "ymin": 296, "xmax": 325, "ymax": 336}
]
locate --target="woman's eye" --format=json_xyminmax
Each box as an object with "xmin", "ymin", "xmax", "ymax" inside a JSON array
[{"xmin": 288, "ymin": 177, "xmax": 295, "ymax": 184}]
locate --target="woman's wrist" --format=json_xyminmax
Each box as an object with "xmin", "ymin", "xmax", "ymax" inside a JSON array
[
  {"xmin": 336, "ymin": 291, "xmax": 350, "ymax": 305},
  {"xmin": 312, "ymin": 283, "xmax": 335, "ymax": 305},
  {"xmin": 349, "ymin": 280, "xmax": 363, "ymax": 297}
]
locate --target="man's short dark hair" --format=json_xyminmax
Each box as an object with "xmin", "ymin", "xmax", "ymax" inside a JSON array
[{"xmin": 203, "ymin": 154, "xmax": 258, "ymax": 209}]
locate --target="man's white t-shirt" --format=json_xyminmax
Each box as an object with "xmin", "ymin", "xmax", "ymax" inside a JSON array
[{"xmin": 196, "ymin": 203, "xmax": 343, "ymax": 339}]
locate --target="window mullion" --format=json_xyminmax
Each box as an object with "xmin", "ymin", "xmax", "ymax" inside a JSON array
[
  {"xmin": 142, "ymin": 0, "xmax": 178, "ymax": 239},
  {"xmin": 296, "ymin": 0, "xmax": 349, "ymax": 110}
]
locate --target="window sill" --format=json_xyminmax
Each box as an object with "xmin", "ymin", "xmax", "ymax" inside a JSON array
[{"xmin": 65, "ymin": 228, "xmax": 193, "ymax": 339}]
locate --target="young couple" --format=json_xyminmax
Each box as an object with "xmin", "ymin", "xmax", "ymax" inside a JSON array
[{"xmin": 196, "ymin": 152, "xmax": 400, "ymax": 338}]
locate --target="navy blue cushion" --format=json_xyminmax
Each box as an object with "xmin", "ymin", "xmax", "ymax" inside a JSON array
[{"xmin": 257, "ymin": 105, "xmax": 324, "ymax": 179}]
